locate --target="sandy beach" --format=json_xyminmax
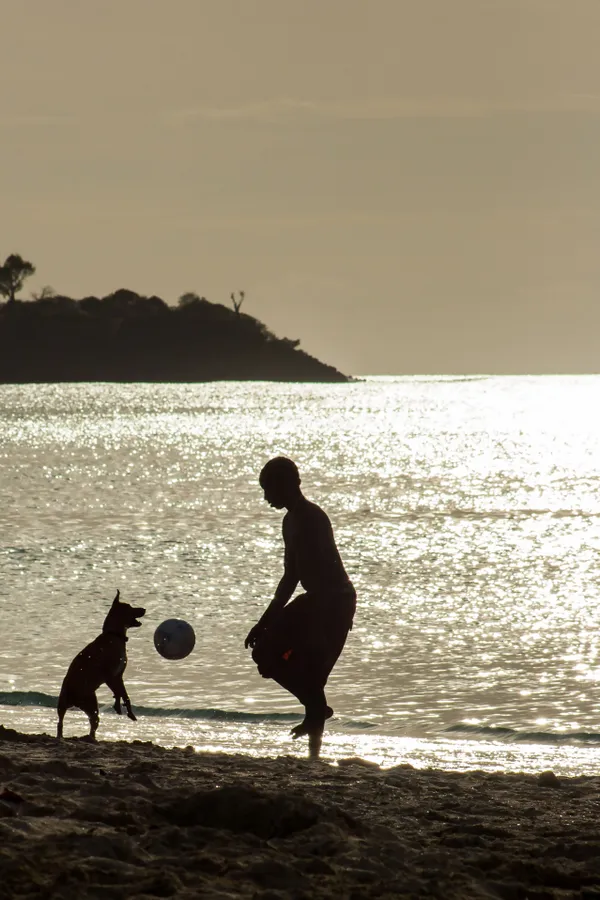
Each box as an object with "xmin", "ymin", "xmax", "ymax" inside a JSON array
[{"xmin": 2, "ymin": 727, "xmax": 600, "ymax": 898}]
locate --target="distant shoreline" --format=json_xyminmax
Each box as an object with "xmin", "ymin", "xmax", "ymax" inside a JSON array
[{"xmin": 0, "ymin": 290, "xmax": 350, "ymax": 384}]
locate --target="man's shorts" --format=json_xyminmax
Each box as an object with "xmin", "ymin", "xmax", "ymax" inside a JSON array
[{"xmin": 251, "ymin": 585, "xmax": 356, "ymax": 684}]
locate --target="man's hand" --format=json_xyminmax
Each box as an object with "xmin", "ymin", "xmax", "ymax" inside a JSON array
[{"xmin": 244, "ymin": 622, "xmax": 264, "ymax": 649}]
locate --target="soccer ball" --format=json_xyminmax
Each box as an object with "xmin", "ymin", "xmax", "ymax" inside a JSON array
[{"xmin": 154, "ymin": 619, "xmax": 196, "ymax": 660}]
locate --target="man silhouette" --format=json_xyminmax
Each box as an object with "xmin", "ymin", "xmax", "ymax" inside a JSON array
[{"xmin": 245, "ymin": 457, "xmax": 356, "ymax": 756}]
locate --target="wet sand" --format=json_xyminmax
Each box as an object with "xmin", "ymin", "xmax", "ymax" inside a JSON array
[{"xmin": 2, "ymin": 725, "xmax": 600, "ymax": 899}]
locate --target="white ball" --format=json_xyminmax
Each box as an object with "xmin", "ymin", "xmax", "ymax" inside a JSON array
[{"xmin": 154, "ymin": 618, "xmax": 196, "ymax": 660}]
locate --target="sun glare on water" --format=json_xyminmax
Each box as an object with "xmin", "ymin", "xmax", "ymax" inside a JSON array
[{"xmin": 2, "ymin": 377, "xmax": 600, "ymax": 776}]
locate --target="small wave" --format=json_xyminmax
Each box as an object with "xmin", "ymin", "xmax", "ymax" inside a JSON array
[
  {"xmin": 446, "ymin": 723, "xmax": 600, "ymax": 745},
  {"xmin": 0, "ymin": 691, "xmax": 300, "ymax": 723},
  {"xmin": 0, "ymin": 691, "xmax": 58, "ymax": 709},
  {"xmin": 7, "ymin": 692, "xmax": 599, "ymax": 744},
  {"xmin": 388, "ymin": 508, "xmax": 600, "ymax": 522},
  {"xmin": 444, "ymin": 508, "xmax": 600, "ymax": 521},
  {"xmin": 410, "ymin": 376, "xmax": 491, "ymax": 384},
  {"xmin": 341, "ymin": 719, "xmax": 380, "ymax": 730},
  {"xmin": 132, "ymin": 706, "xmax": 300, "ymax": 724}
]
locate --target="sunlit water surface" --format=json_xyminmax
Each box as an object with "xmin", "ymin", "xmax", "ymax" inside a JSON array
[{"xmin": 2, "ymin": 376, "xmax": 600, "ymax": 775}]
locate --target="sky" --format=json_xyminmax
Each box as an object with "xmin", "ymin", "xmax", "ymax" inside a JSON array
[{"xmin": 2, "ymin": 0, "xmax": 600, "ymax": 375}]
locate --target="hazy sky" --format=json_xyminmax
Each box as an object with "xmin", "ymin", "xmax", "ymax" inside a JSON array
[{"xmin": 2, "ymin": 0, "xmax": 600, "ymax": 374}]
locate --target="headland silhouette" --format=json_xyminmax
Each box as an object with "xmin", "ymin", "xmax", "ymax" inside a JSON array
[{"xmin": 0, "ymin": 289, "xmax": 350, "ymax": 383}]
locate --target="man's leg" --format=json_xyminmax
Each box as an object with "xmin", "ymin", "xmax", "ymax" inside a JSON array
[
  {"xmin": 289, "ymin": 618, "xmax": 354, "ymax": 748},
  {"xmin": 251, "ymin": 593, "xmax": 350, "ymax": 756},
  {"xmin": 270, "ymin": 651, "xmax": 331, "ymax": 746}
]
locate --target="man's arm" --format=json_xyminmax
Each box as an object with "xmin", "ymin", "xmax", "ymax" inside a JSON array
[
  {"xmin": 264, "ymin": 567, "xmax": 299, "ymax": 617},
  {"xmin": 245, "ymin": 532, "xmax": 298, "ymax": 648}
]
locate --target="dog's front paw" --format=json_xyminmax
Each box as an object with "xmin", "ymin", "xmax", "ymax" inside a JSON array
[{"xmin": 113, "ymin": 701, "xmax": 123, "ymax": 715}]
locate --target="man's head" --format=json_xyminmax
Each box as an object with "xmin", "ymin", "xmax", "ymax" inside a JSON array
[{"xmin": 259, "ymin": 457, "xmax": 301, "ymax": 509}]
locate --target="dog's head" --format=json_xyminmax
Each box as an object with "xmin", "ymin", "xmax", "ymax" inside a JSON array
[{"xmin": 103, "ymin": 590, "xmax": 146, "ymax": 634}]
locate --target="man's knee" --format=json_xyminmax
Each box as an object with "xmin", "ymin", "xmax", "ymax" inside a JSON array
[{"xmin": 252, "ymin": 644, "xmax": 274, "ymax": 677}]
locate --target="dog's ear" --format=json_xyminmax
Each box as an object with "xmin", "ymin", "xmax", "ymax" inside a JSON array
[{"xmin": 112, "ymin": 589, "xmax": 120, "ymax": 606}]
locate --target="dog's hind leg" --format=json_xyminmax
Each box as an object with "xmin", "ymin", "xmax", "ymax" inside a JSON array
[
  {"xmin": 78, "ymin": 694, "xmax": 99, "ymax": 740},
  {"xmin": 57, "ymin": 700, "xmax": 67, "ymax": 739},
  {"xmin": 88, "ymin": 700, "xmax": 99, "ymax": 740}
]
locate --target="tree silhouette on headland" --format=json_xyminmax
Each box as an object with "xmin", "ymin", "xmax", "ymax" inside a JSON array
[
  {"xmin": 0, "ymin": 254, "xmax": 36, "ymax": 303},
  {"xmin": 31, "ymin": 285, "xmax": 56, "ymax": 301},
  {"xmin": 230, "ymin": 290, "xmax": 245, "ymax": 315}
]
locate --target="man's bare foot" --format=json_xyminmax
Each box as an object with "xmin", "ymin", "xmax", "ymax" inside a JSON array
[
  {"xmin": 290, "ymin": 706, "xmax": 333, "ymax": 740},
  {"xmin": 309, "ymin": 731, "xmax": 322, "ymax": 759},
  {"xmin": 290, "ymin": 720, "xmax": 310, "ymax": 739}
]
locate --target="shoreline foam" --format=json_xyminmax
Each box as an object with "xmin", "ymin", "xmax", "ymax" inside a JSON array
[{"xmin": 2, "ymin": 725, "xmax": 600, "ymax": 898}]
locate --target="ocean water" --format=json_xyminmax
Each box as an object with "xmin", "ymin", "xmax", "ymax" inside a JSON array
[{"xmin": 2, "ymin": 376, "xmax": 600, "ymax": 776}]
